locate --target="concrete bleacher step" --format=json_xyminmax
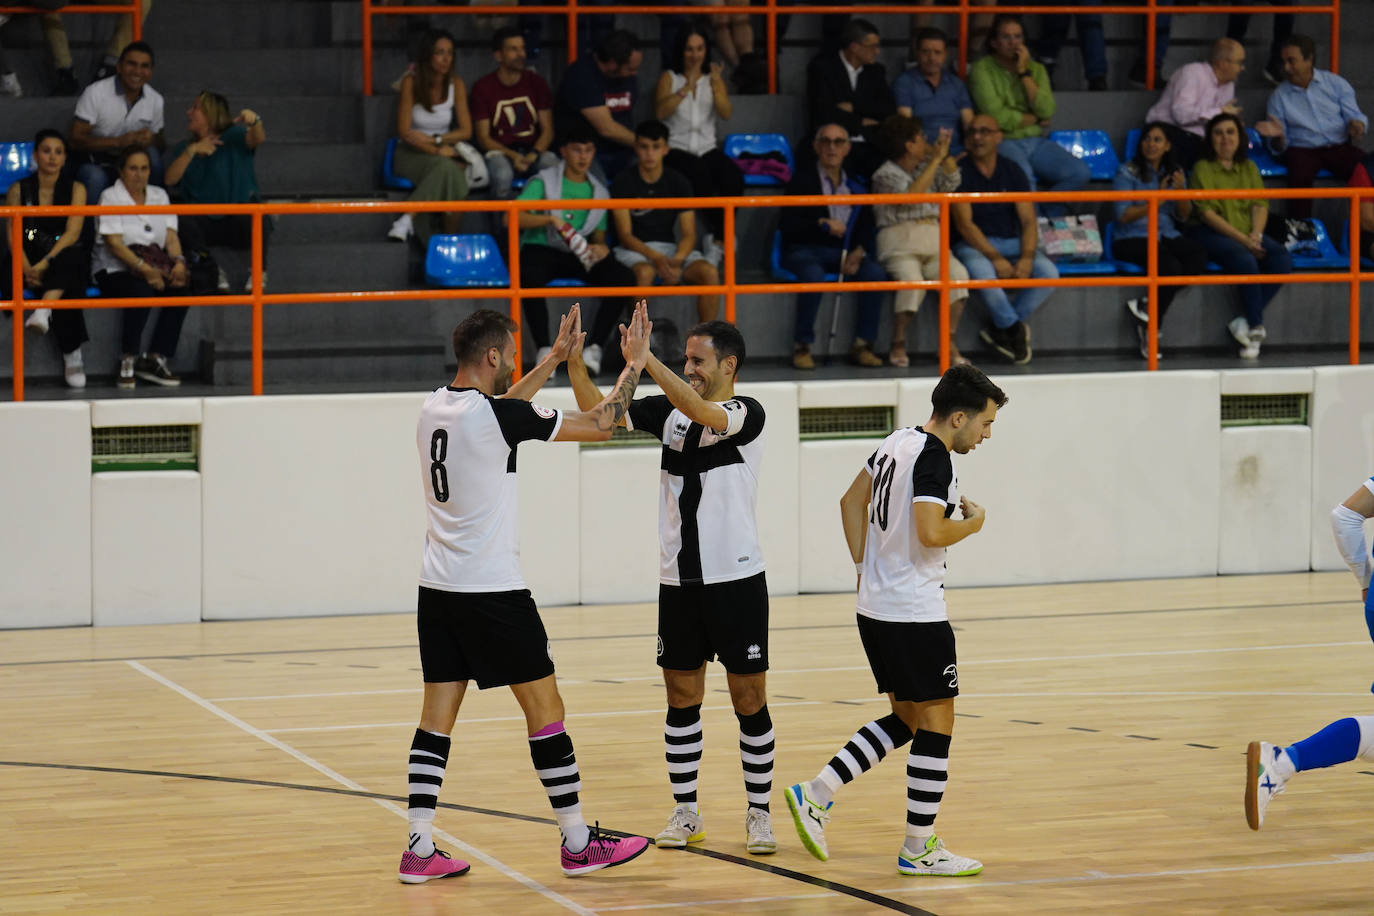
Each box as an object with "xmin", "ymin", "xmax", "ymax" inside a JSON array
[
  {"xmin": 146, "ymin": 0, "xmax": 335, "ymax": 50},
  {"xmin": 256, "ymin": 142, "xmax": 376, "ymax": 197},
  {"xmin": 266, "ymin": 241, "xmax": 413, "ymax": 294},
  {"xmin": 272, "ymin": 211, "xmax": 401, "ymax": 245},
  {"xmin": 155, "ymin": 48, "xmax": 360, "ymax": 96},
  {"xmin": 159, "ymin": 96, "xmax": 363, "ymax": 144}
]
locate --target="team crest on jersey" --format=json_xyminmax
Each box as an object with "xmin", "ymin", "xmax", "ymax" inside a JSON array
[
  {"xmin": 746, "ymin": 644, "xmax": 761, "ymax": 660},
  {"xmin": 533, "ymin": 405, "xmax": 556, "ymax": 419}
]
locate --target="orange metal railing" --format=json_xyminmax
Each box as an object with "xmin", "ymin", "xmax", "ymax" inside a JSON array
[
  {"xmin": 0, "ymin": 3, "xmax": 141, "ymax": 40},
  {"xmin": 5, "ymin": 186, "xmax": 1370, "ymax": 401},
  {"xmin": 361, "ymin": 1, "xmax": 1338, "ymax": 96}
]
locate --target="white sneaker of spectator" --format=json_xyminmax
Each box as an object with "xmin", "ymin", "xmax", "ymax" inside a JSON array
[
  {"xmin": 216, "ymin": 267, "xmax": 231, "ymax": 292},
  {"xmin": 0, "ymin": 71, "xmax": 22, "ymax": 98},
  {"xmin": 387, "ymin": 213, "xmax": 414, "ymax": 242},
  {"xmin": 244, "ymin": 271, "xmax": 268, "ymax": 292},
  {"xmin": 582, "ymin": 343, "xmax": 603, "ymax": 375},
  {"xmin": 63, "ymin": 350, "xmax": 86, "ymax": 390},
  {"xmin": 25, "ymin": 308, "xmax": 51, "ymax": 334}
]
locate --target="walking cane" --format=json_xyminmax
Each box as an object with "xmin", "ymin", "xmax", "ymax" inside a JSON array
[{"xmin": 822, "ymin": 206, "xmax": 862, "ymax": 367}]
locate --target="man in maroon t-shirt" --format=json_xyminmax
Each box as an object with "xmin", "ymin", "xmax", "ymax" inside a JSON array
[{"xmin": 470, "ymin": 27, "xmax": 558, "ymax": 199}]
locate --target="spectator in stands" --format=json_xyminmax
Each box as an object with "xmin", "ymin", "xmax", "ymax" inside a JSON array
[
  {"xmin": 1144, "ymin": 37, "xmax": 1245, "ymax": 169},
  {"xmin": 1111, "ymin": 121, "xmax": 1206, "ymax": 359},
  {"xmin": 893, "ymin": 28, "xmax": 974, "ymax": 156},
  {"xmin": 164, "ymin": 91, "xmax": 267, "ymax": 289},
  {"xmin": 90, "ymin": 0, "xmax": 153, "ymax": 82},
  {"xmin": 516, "ymin": 126, "xmax": 637, "ymax": 374},
  {"xmin": 1188, "ymin": 111, "xmax": 1292, "ymax": 360},
  {"xmin": 871, "ymin": 114, "xmax": 969, "ymax": 368},
  {"xmin": 93, "ymin": 147, "xmax": 189, "ymax": 388},
  {"xmin": 2, "ymin": 129, "xmax": 89, "ymax": 388},
  {"xmin": 1349, "ymin": 157, "xmax": 1374, "ymax": 263},
  {"xmin": 470, "ymin": 27, "xmax": 558, "ymax": 201},
  {"xmin": 554, "ymin": 29, "xmax": 642, "ymax": 184},
  {"xmin": 386, "ymin": 29, "xmax": 473, "ymax": 246},
  {"xmin": 1254, "ymin": 34, "xmax": 1368, "ymax": 220},
  {"xmin": 908, "ymin": 1, "xmax": 997, "ymax": 63},
  {"xmin": 0, "ymin": 2, "xmax": 76, "ymax": 97},
  {"xmin": 1034, "ymin": 0, "xmax": 1108, "ymax": 92},
  {"xmin": 1131, "ymin": 1, "xmax": 1290, "ymax": 89},
  {"xmin": 656, "ymin": 24, "xmax": 743, "ymax": 268},
  {"xmin": 968, "ymin": 15, "xmax": 1090, "ymax": 200},
  {"xmin": 707, "ymin": 0, "xmax": 753, "ymax": 73},
  {"xmin": 806, "ymin": 18, "xmax": 895, "ymax": 180},
  {"xmin": 951, "ymin": 113, "xmax": 1058, "ymax": 365},
  {"xmin": 780, "ymin": 124, "xmax": 888, "ymax": 371},
  {"xmin": 69, "ymin": 40, "xmax": 164, "ymax": 203},
  {"xmin": 611, "ymin": 120, "xmax": 720, "ymax": 323}
]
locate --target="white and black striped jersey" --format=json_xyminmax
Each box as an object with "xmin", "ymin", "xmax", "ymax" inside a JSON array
[
  {"xmin": 626, "ymin": 394, "xmax": 766, "ymax": 586},
  {"xmin": 856, "ymin": 427, "xmax": 957, "ymax": 623},
  {"xmin": 417, "ymin": 386, "xmax": 563, "ymax": 593}
]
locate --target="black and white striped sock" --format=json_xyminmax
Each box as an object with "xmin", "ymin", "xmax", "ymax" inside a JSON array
[
  {"xmin": 407, "ymin": 728, "xmax": 450, "ymax": 857},
  {"xmin": 666, "ymin": 704, "xmax": 703, "ymax": 810},
  {"xmin": 529, "ymin": 721, "xmax": 590, "ymax": 851},
  {"xmin": 736, "ymin": 706, "xmax": 774, "ymax": 813},
  {"xmin": 813, "ymin": 713, "xmax": 914, "ymax": 804},
  {"xmin": 906, "ymin": 730, "xmax": 952, "ymax": 844}
]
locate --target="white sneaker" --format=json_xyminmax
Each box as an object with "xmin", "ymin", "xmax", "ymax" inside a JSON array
[
  {"xmin": 0, "ymin": 72, "xmax": 22, "ymax": 98},
  {"xmin": 654, "ymin": 804, "xmax": 705, "ymax": 848},
  {"xmin": 582, "ymin": 343, "xmax": 602, "ymax": 375},
  {"xmin": 783, "ymin": 782, "xmax": 831, "ymax": 861},
  {"xmin": 1249, "ymin": 325, "xmax": 1267, "ymax": 343},
  {"xmin": 897, "ymin": 835, "xmax": 984, "ymax": 876},
  {"xmin": 1227, "ymin": 316, "xmax": 1251, "ymax": 347},
  {"xmin": 217, "ymin": 267, "xmax": 231, "ymax": 292},
  {"xmin": 243, "ymin": 271, "xmax": 268, "ymax": 292},
  {"xmin": 387, "ymin": 213, "xmax": 413, "ymax": 242},
  {"xmin": 63, "ymin": 350, "xmax": 86, "ymax": 390},
  {"xmin": 1245, "ymin": 741, "xmax": 1292, "ymax": 830},
  {"xmin": 534, "ymin": 345, "xmax": 553, "ymax": 365},
  {"xmin": 745, "ymin": 808, "xmax": 776, "ymax": 855},
  {"xmin": 25, "ymin": 308, "xmax": 51, "ymax": 334}
]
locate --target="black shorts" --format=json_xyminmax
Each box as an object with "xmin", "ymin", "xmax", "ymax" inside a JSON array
[
  {"xmin": 658, "ymin": 572, "xmax": 769, "ymax": 674},
  {"xmin": 856, "ymin": 614, "xmax": 959, "ymax": 703},
  {"xmin": 417, "ymin": 586, "xmax": 555, "ymax": 689}
]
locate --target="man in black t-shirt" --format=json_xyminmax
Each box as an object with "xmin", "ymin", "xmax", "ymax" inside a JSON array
[
  {"xmin": 611, "ymin": 121, "xmax": 720, "ymax": 322},
  {"xmin": 553, "ymin": 29, "xmax": 641, "ymax": 183}
]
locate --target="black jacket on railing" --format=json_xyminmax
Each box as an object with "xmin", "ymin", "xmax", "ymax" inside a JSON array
[{"xmin": 778, "ymin": 163, "xmax": 876, "ymax": 253}]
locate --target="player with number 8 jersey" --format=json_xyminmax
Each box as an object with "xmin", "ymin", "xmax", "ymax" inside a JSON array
[{"xmin": 784, "ymin": 364, "xmax": 1007, "ymax": 877}]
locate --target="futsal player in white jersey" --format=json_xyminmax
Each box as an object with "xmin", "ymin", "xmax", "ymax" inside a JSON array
[
  {"xmin": 567, "ymin": 316, "xmax": 778, "ymax": 855},
  {"xmin": 784, "ymin": 363, "xmax": 1007, "ymax": 876},
  {"xmin": 398, "ymin": 303, "xmax": 654, "ymax": 884},
  {"xmin": 1245, "ymin": 475, "xmax": 1374, "ymax": 831}
]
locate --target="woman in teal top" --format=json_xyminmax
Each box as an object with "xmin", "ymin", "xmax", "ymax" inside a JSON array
[
  {"xmin": 164, "ymin": 90, "xmax": 268, "ymax": 284},
  {"xmin": 1187, "ymin": 111, "xmax": 1291, "ymax": 359}
]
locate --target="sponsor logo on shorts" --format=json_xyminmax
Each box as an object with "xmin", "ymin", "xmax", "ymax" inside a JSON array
[
  {"xmin": 533, "ymin": 405, "xmax": 556, "ymax": 419},
  {"xmin": 547, "ymin": 640, "xmax": 554, "ymax": 661},
  {"xmin": 944, "ymin": 663, "xmax": 958, "ymax": 689},
  {"xmin": 746, "ymin": 643, "xmax": 761, "ymax": 660},
  {"xmin": 656, "ymin": 635, "xmax": 664, "ymax": 657}
]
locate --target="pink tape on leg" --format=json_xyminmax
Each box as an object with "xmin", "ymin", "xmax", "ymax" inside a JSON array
[{"xmin": 531, "ymin": 720, "xmax": 565, "ymax": 738}]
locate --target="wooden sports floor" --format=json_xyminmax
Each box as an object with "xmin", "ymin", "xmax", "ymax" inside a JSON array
[{"xmin": 3, "ymin": 572, "xmax": 1372, "ymax": 915}]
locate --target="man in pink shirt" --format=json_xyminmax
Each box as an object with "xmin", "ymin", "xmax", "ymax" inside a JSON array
[{"xmin": 1145, "ymin": 37, "xmax": 1245, "ymax": 167}]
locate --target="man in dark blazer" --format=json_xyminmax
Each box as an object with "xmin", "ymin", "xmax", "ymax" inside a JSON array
[
  {"xmin": 780, "ymin": 123, "xmax": 889, "ymax": 370},
  {"xmin": 806, "ymin": 18, "xmax": 895, "ymax": 179}
]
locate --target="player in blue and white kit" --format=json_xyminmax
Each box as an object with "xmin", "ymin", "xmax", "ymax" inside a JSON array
[{"xmin": 1246, "ymin": 476, "xmax": 1374, "ymax": 830}]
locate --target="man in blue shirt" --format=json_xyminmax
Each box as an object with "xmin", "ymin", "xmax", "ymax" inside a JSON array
[
  {"xmin": 1255, "ymin": 34, "xmax": 1368, "ymax": 218},
  {"xmin": 950, "ymin": 114, "xmax": 1058, "ymax": 366},
  {"xmin": 893, "ymin": 28, "xmax": 974, "ymax": 155}
]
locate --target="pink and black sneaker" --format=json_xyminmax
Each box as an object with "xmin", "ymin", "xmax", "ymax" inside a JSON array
[
  {"xmin": 560, "ymin": 823, "xmax": 650, "ymax": 876},
  {"xmin": 398, "ymin": 847, "xmax": 471, "ymax": 884}
]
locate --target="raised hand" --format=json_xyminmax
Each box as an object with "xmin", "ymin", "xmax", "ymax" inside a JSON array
[
  {"xmin": 550, "ymin": 303, "xmax": 582, "ymax": 363},
  {"xmin": 620, "ymin": 298, "xmax": 653, "ymax": 368}
]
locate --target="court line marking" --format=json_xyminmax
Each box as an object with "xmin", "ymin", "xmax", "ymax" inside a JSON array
[{"xmin": 125, "ymin": 660, "xmax": 595, "ymax": 916}]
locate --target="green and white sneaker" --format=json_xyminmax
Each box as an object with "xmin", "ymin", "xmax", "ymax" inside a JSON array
[
  {"xmin": 897, "ymin": 835, "xmax": 983, "ymax": 876},
  {"xmin": 1246, "ymin": 740, "xmax": 1291, "ymax": 830},
  {"xmin": 654, "ymin": 803, "xmax": 705, "ymax": 848},
  {"xmin": 783, "ymin": 782, "xmax": 831, "ymax": 861},
  {"xmin": 745, "ymin": 808, "xmax": 776, "ymax": 855}
]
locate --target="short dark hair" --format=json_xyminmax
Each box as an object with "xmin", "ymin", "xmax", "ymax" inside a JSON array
[
  {"xmin": 452, "ymin": 309, "xmax": 518, "ymax": 367},
  {"xmin": 1279, "ymin": 33, "xmax": 1315, "ymax": 62},
  {"xmin": 687, "ymin": 320, "xmax": 745, "ymax": 374},
  {"xmin": 491, "ymin": 26, "xmax": 522, "ymax": 52},
  {"xmin": 876, "ymin": 113, "xmax": 922, "ymax": 161},
  {"xmin": 913, "ymin": 27, "xmax": 948, "ymax": 49},
  {"xmin": 115, "ymin": 145, "xmax": 151, "ymax": 171},
  {"xmin": 841, "ymin": 18, "xmax": 879, "ymax": 50},
  {"xmin": 668, "ymin": 23, "xmax": 713, "ymax": 75},
  {"xmin": 634, "ymin": 119, "xmax": 669, "ymax": 143},
  {"xmin": 1202, "ymin": 111, "xmax": 1248, "ymax": 163},
  {"xmin": 561, "ymin": 124, "xmax": 598, "ymax": 148},
  {"xmin": 594, "ymin": 29, "xmax": 639, "ymax": 67},
  {"xmin": 930, "ymin": 364, "xmax": 1007, "ymax": 419},
  {"xmin": 118, "ymin": 40, "xmax": 154, "ymax": 66},
  {"xmin": 1130, "ymin": 121, "xmax": 1183, "ymax": 180},
  {"xmin": 986, "ymin": 14, "xmax": 1025, "ymax": 52},
  {"xmin": 33, "ymin": 128, "xmax": 66, "ymax": 153}
]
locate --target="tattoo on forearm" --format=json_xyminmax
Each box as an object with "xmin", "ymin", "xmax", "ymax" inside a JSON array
[{"xmin": 595, "ymin": 366, "xmax": 639, "ymax": 430}]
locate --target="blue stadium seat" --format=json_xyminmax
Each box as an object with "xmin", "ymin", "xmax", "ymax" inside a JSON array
[
  {"xmin": 15, "ymin": 286, "xmax": 100, "ymax": 301},
  {"xmin": 1121, "ymin": 128, "xmax": 1142, "ymax": 165},
  {"xmin": 381, "ymin": 137, "xmax": 415, "ymax": 191},
  {"xmin": 1103, "ymin": 221, "xmax": 1144, "ymax": 275},
  {"xmin": 769, "ymin": 230, "xmax": 839, "ymax": 283},
  {"xmin": 1288, "ymin": 219, "xmax": 1348, "ymax": 271},
  {"xmin": 0, "ymin": 141, "xmax": 35, "ymax": 194},
  {"xmin": 424, "ymin": 234, "xmax": 509, "ymax": 288},
  {"xmin": 1053, "ymin": 259, "xmax": 1118, "ymax": 276},
  {"xmin": 547, "ymin": 278, "xmax": 585, "ymax": 287},
  {"xmin": 723, "ymin": 133, "xmax": 794, "ymax": 187},
  {"xmin": 1246, "ymin": 128, "xmax": 1287, "ymax": 178},
  {"xmin": 1048, "ymin": 130, "xmax": 1120, "ymax": 181}
]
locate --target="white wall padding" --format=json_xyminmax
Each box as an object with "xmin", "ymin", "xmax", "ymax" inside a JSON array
[
  {"xmin": 92, "ymin": 471, "xmax": 201, "ymax": 625},
  {"xmin": 517, "ymin": 387, "xmax": 581, "ymax": 607},
  {"xmin": 798, "ymin": 438, "xmax": 884, "ymax": 593},
  {"xmin": 1310, "ymin": 365, "xmax": 1374, "ymax": 572},
  {"xmin": 0, "ymin": 402, "xmax": 91, "ymax": 628},
  {"xmin": 200, "ymin": 393, "xmax": 426, "ymax": 618},
  {"xmin": 1217, "ymin": 427, "xmax": 1312, "ymax": 574},
  {"xmin": 737, "ymin": 382, "xmax": 801, "ymax": 596},
  {"xmin": 578, "ymin": 446, "xmax": 662, "ymax": 604},
  {"xmin": 950, "ymin": 371, "xmax": 1222, "ymax": 585}
]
